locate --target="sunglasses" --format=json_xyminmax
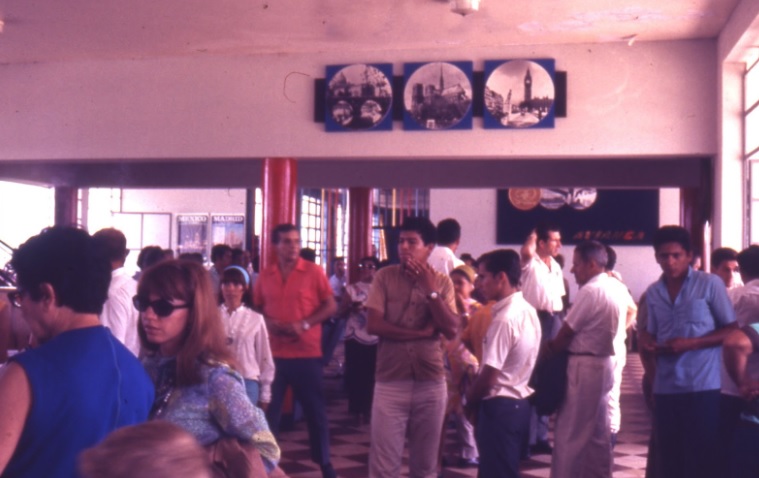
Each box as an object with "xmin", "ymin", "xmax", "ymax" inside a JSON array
[{"xmin": 132, "ymin": 296, "xmax": 190, "ymax": 317}]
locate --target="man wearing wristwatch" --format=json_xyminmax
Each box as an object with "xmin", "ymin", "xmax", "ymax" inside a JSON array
[
  {"xmin": 365, "ymin": 216, "xmax": 460, "ymax": 478},
  {"xmin": 253, "ymin": 223, "xmax": 338, "ymax": 478}
]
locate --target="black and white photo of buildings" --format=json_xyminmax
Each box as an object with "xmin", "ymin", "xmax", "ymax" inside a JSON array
[
  {"xmin": 484, "ymin": 59, "xmax": 555, "ymax": 129},
  {"xmin": 326, "ymin": 63, "xmax": 393, "ymax": 131},
  {"xmin": 403, "ymin": 61, "xmax": 473, "ymax": 130}
]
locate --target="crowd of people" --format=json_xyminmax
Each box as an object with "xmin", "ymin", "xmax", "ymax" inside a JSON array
[{"xmin": 1, "ymin": 216, "xmax": 759, "ymax": 478}]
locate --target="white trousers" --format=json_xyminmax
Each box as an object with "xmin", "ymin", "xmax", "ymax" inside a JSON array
[
  {"xmin": 369, "ymin": 379, "xmax": 447, "ymax": 478},
  {"xmin": 608, "ymin": 350, "xmax": 626, "ymax": 434},
  {"xmin": 551, "ymin": 355, "xmax": 614, "ymax": 478}
]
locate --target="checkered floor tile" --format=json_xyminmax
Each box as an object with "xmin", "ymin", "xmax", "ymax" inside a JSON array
[{"xmin": 276, "ymin": 351, "xmax": 651, "ymax": 478}]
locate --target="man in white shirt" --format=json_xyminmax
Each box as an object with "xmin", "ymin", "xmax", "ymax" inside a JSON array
[
  {"xmin": 720, "ymin": 245, "xmax": 759, "ymax": 468},
  {"xmin": 92, "ymin": 228, "xmax": 140, "ymax": 355},
  {"xmin": 466, "ymin": 249, "xmax": 541, "ymax": 478},
  {"xmin": 520, "ymin": 223, "xmax": 566, "ymax": 453},
  {"xmin": 547, "ymin": 240, "xmax": 624, "ymax": 478},
  {"xmin": 428, "ymin": 218, "xmax": 464, "ymax": 275}
]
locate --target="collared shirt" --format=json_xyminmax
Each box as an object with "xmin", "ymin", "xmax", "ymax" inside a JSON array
[
  {"xmin": 521, "ymin": 255, "xmax": 565, "ymax": 313},
  {"xmin": 427, "ymin": 245, "xmax": 464, "ymax": 275},
  {"xmin": 329, "ymin": 273, "xmax": 346, "ymax": 298},
  {"xmin": 481, "ymin": 292, "xmax": 541, "ymax": 400},
  {"xmin": 253, "ymin": 257, "xmax": 333, "ymax": 359},
  {"xmin": 646, "ymin": 267, "xmax": 736, "ymax": 394},
  {"xmin": 564, "ymin": 273, "xmax": 623, "ymax": 357},
  {"xmin": 218, "ymin": 304, "xmax": 275, "ymax": 403},
  {"xmin": 100, "ymin": 267, "xmax": 140, "ymax": 356},
  {"xmin": 722, "ymin": 279, "xmax": 759, "ymax": 396},
  {"xmin": 365, "ymin": 264, "xmax": 456, "ymax": 382},
  {"xmin": 461, "ymin": 301, "xmax": 495, "ymax": 362}
]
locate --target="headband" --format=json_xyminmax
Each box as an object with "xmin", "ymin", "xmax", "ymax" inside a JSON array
[{"xmin": 223, "ymin": 265, "xmax": 250, "ymax": 286}]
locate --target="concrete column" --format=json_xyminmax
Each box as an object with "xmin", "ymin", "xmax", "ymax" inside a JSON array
[{"xmin": 260, "ymin": 158, "xmax": 298, "ymax": 270}]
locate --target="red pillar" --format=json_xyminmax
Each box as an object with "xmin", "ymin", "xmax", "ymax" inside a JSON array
[
  {"xmin": 54, "ymin": 187, "xmax": 78, "ymax": 227},
  {"xmin": 260, "ymin": 158, "xmax": 298, "ymax": 271},
  {"xmin": 347, "ymin": 187, "xmax": 373, "ymax": 283}
]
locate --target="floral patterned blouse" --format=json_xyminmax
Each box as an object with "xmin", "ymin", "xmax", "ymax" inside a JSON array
[{"xmin": 142, "ymin": 355, "xmax": 281, "ymax": 472}]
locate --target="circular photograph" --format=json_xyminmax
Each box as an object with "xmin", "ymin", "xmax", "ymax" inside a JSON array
[
  {"xmin": 326, "ymin": 64, "xmax": 392, "ymax": 130},
  {"xmin": 540, "ymin": 188, "xmax": 569, "ymax": 210},
  {"xmin": 508, "ymin": 188, "xmax": 542, "ymax": 211},
  {"xmin": 485, "ymin": 60, "xmax": 555, "ymax": 128},
  {"xmin": 404, "ymin": 62, "xmax": 473, "ymax": 130},
  {"xmin": 568, "ymin": 188, "xmax": 598, "ymax": 210}
]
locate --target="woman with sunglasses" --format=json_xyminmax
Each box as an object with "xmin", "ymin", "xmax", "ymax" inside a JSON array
[
  {"xmin": 135, "ymin": 260, "xmax": 280, "ymax": 475},
  {"xmin": 336, "ymin": 256, "xmax": 380, "ymax": 426},
  {"xmin": 219, "ymin": 265, "xmax": 274, "ymax": 410}
]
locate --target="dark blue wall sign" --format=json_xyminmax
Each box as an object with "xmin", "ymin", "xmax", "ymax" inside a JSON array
[{"xmin": 496, "ymin": 188, "xmax": 659, "ymax": 245}]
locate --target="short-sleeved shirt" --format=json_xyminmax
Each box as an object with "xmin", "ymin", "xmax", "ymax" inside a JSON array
[
  {"xmin": 427, "ymin": 245, "xmax": 464, "ymax": 275},
  {"xmin": 521, "ymin": 256, "xmax": 565, "ymax": 313},
  {"xmin": 564, "ymin": 273, "xmax": 623, "ymax": 357},
  {"xmin": 646, "ymin": 267, "xmax": 737, "ymax": 394},
  {"xmin": 481, "ymin": 292, "xmax": 541, "ymax": 400},
  {"xmin": 253, "ymin": 258, "xmax": 333, "ymax": 359},
  {"xmin": 721, "ymin": 279, "xmax": 759, "ymax": 396},
  {"xmin": 365, "ymin": 264, "xmax": 456, "ymax": 382}
]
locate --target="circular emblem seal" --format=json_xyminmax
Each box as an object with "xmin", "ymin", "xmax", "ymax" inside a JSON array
[{"xmin": 508, "ymin": 188, "xmax": 541, "ymax": 211}]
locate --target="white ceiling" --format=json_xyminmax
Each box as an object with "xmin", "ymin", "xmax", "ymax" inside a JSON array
[{"xmin": 0, "ymin": 0, "xmax": 741, "ymax": 65}]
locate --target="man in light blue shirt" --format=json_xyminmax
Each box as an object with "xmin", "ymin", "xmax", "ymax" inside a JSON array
[{"xmin": 642, "ymin": 226, "xmax": 737, "ymax": 478}]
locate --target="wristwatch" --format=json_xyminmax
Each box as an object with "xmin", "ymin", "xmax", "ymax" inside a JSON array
[
  {"xmin": 427, "ymin": 291, "xmax": 440, "ymax": 300},
  {"xmin": 302, "ymin": 320, "xmax": 311, "ymax": 331}
]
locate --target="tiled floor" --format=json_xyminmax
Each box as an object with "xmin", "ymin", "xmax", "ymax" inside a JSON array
[{"xmin": 276, "ymin": 352, "xmax": 650, "ymax": 478}]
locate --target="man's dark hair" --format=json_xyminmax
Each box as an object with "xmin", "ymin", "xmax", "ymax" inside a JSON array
[
  {"xmin": 400, "ymin": 216, "xmax": 437, "ymax": 245},
  {"xmin": 210, "ymin": 244, "xmax": 232, "ymax": 263},
  {"xmin": 575, "ymin": 240, "xmax": 609, "ymax": 269},
  {"xmin": 272, "ymin": 223, "xmax": 299, "ymax": 244},
  {"xmin": 478, "ymin": 249, "xmax": 522, "ymax": 288},
  {"xmin": 605, "ymin": 245, "xmax": 617, "ymax": 272},
  {"xmin": 738, "ymin": 246, "xmax": 759, "ymax": 280},
  {"xmin": 653, "ymin": 226, "xmax": 692, "ymax": 253},
  {"xmin": 436, "ymin": 218, "xmax": 461, "ymax": 246},
  {"xmin": 92, "ymin": 228, "xmax": 129, "ymax": 263},
  {"xmin": 11, "ymin": 227, "xmax": 112, "ymax": 314},
  {"xmin": 299, "ymin": 248, "xmax": 317, "ymax": 262},
  {"xmin": 535, "ymin": 222, "xmax": 560, "ymax": 244},
  {"xmin": 711, "ymin": 247, "xmax": 739, "ymax": 271},
  {"xmin": 332, "ymin": 256, "xmax": 345, "ymax": 265},
  {"xmin": 136, "ymin": 246, "xmax": 165, "ymax": 271},
  {"xmin": 178, "ymin": 252, "xmax": 205, "ymax": 264}
]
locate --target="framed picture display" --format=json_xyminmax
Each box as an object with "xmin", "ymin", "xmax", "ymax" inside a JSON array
[
  {"xmin": 403, "ymin": 61, "xmax": 473, "ymax": 130},
  {"xmin": 176, "ymin": 214, "xmax": 209, "ymax": 260},
  {"xmin": 484, "ymin": 59, "xmax": 556, "ymax": 129},
  {"xmin": 211, "ymin": 214, "xmax": 245, "ymax": 250},
  {"xmin": 325, "ymin": 63, "xmax": 393, "ymax": 131}
]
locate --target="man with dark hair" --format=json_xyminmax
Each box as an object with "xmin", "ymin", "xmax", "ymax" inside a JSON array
[
  {"xmin": 546, "ymin": 240, "xmax": 625, "ymax": 478},
  {"xmin": 465, "ymin": 249, "xmax": 541, "ymax": 478},
  {"xmin": 93, "ymin": 228, "xmax": 140, "ymax": 355},
  {"xmin": 209, "ymin": 243, "xmax": 233, "ymax": 293},
  {"xmin": 641, "ymin": 225, "xmax": 737, "ymax": 478},
  {"xmin": 720, "ymin": 245, "xmax": 759, "ymax": 468},
  {"xmin": 428, "ymin": 218, "xmax": 464, "ymax": 275},
  {"xmin": 520, "ymin": 222, "xmax": 565, "ymax": 454},
  {"xmin": 0, "ymin": 227, "xmax": 153, "ymax": 478},
  {"xmin": 253, "ymin": 223, "xmax": 337, "ymax": 478},
  {"xmin": 712, "ymin": 247, "xmax": 742, "ymax": 290},
  {"xmin": 366, "ymin": 216, "xmax": 459, "ymax": 477}
]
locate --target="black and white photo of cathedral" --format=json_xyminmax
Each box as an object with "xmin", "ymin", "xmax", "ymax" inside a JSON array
[
  {"xmin": 484, "ymin": 59, "xmax": 555, "ymax": 129},
  {"xmin": 325, "ymin": 63, "xmax": 393, "ymax": 131},
  {"xmin": 403, "ymin": 61, "xmax": 473, "ymax": 130}
]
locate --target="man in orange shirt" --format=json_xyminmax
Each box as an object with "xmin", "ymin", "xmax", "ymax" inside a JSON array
[{"xmin": 253, "ymin": 223, "xmax": 337, "ymax": 478}]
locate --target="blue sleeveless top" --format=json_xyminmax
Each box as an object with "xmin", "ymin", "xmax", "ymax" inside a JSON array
[{"xmin": 2, "ymin": 326, "xmax": 154, "ymax": 478}]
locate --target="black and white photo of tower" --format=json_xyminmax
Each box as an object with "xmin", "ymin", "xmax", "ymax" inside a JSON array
[
  {"xmin": 484, "ymin": 59, "xmax": 555, "ymax": 129},
  {"xmin": 403, "ymin": 61, "xmax": 473, "ymax": 130}
]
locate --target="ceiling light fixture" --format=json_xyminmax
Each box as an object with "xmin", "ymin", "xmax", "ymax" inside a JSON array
[{"xmin": 450, "ymin": 0, "xmax": 480, "ymax": 16}]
